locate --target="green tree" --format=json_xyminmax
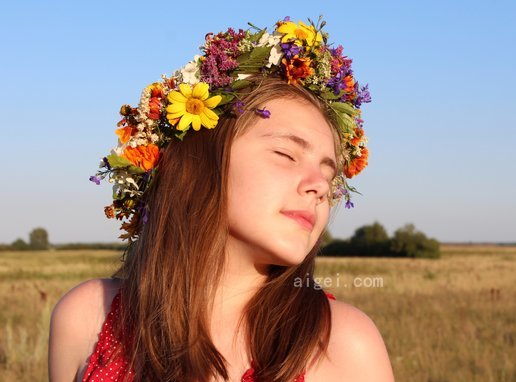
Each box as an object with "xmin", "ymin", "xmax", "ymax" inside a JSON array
[
  {"xmin": 29, "ymin": 227, "xmax": 50, "ymax": 250},
  {"xmin": 390, "ymin": 224, "xmax": 440, "ymax": 258},
  {"xmin": 350, "ymin": 221, "xmax": 389, "ymax": 256},
  {"xmin": 11, "ymin": 238, "xmax": 30, "ymax": 251}
]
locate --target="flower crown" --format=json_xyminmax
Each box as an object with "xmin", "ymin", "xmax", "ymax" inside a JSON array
[{"xmin": 90, "ymin": 17, "xmax": 371, "ymax": 242}]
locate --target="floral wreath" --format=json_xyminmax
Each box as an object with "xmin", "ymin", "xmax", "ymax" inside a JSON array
[{"xmin": 90, "ymin": 16, "xmax": 371, "ymax": 242}]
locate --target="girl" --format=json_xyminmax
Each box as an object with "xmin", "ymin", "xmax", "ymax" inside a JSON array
[{"xmin": 49, "ymin": 18, "xmax": 394, "ymax": 382}]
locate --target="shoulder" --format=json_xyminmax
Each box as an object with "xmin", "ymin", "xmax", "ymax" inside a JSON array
[
  {"xmin": 49, "ymin": 278, "xmax": 121, "ymax": 381},
  {"xmin": 308, "ymin": 298, "xmax": 395, "ymax": 381}
]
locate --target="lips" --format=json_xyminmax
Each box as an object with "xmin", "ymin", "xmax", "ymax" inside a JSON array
[{"xmin": 281, "ymin": 210, "xmax": 316, "ymax": 231}]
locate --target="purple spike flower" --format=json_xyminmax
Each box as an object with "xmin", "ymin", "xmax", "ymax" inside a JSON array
[
  {"xmin": 354, "ymin": 84, "xmax": 371, "ymax": 108},
  {"xmin": 283, "ymin": 16, "xmax": 291, "ymax": 22},
  {"xmin": 89, "ymin": 175, "xmax": 101, "ymax": 185},
  {"xmin": 255, "ymin": 107, "xmax": 271, "ymax": 119},
  {"xmin": 345, "ymin": 199, "xmax": 354, "ymax": 209}
]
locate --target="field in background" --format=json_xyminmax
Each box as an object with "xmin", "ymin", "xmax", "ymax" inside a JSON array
[{"xmin": 0, "ymin": 245, "xmax": 514, "ymax": 381}]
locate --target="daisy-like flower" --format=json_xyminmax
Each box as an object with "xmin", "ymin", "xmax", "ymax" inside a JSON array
[
  {"xmin": 276, "ymin": 20, "xmax": 323, "ymax": 48},
  {"xmin": 282, "ymin": 55, "xmax": 313, "ymax": 85},
  {"xmin": 166, "ymin": 82, "xmax": 222, "ymax": 131}
]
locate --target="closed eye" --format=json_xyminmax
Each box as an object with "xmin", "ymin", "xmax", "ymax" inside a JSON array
[{"xmin": 275, "ymin": 151, "xmax": 295, "ymax": 161}]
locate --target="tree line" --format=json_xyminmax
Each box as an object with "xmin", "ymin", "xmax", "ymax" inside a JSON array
[
  {"xmin": 2, "ymin": 222, "xmax": 440, "ymax": 258},
  {"xmin": 321, "ymin": 222, "xmax": 440, "ymax": 258},
  {"xmin": 0, "ymin": 228, "xmax": 126, "ymax": 251}
]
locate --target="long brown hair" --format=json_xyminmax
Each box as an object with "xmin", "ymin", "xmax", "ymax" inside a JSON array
[{"xmin": 113, "ymin": 77, "xmax": 343, "ymax": 381}]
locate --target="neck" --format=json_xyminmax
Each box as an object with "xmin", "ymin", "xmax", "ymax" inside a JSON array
[{"xmin": 209, "ymin": 236, "xmax": 269, "ymax": 351}]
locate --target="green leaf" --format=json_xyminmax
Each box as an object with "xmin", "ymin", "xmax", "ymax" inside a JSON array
[
  {"xmin": 217, "ymin": 93, "xmax": 235, "ymax": 106},
  {"xmin": 333, "ymin": 110, "xmax": 355, "ymax": 134},
  {"xmin": 320, "ymin": 89, "xmax": 345, "ymax": 100},
  {"xmin": 128, "ymin": 165, "xmax": 145, "ymax": 174},
  {"xmin": 330, "ymin": 102, "xmax": 356, "ymax": 116},
  {"xmin": 106, "ymin": 154, "xmax": 133, "ymax": 169},
  {"xmin": 231, "ymin": 79, "xmax": 252, "ymax": 90},
  {"xmin": 249, "ymin": 29, "xmax": 266, "ymax": 44},
  {"xmin": 106, "ymin": 154, "xmax": 145, "ymax": 174},
  {"xmin": 235, "ymin": 46, "xmax": 271, "ymax": 72}
]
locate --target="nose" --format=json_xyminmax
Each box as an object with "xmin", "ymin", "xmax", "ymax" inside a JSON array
[{"xmin": 298, "ymin": 165, "xmax": 331, "ymax": 203}]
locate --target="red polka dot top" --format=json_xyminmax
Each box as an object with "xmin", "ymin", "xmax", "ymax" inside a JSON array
[{"xmin": 82, "ymin": 291, "xmax": 337, "ymax": 382}]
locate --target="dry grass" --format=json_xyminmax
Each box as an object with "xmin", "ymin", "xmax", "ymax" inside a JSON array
[{"xmin": 0, "ymin": 246, "xmax": 514, "ymax": 381}]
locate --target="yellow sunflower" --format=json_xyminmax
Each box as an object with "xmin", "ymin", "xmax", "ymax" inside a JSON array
[
  {"xmin": 276, "ymin": 21, "xmax": 323, "ymax": 48},
  {"xmin": 166, "ymin": 82, "xmax": 222, "ymax": 131}
]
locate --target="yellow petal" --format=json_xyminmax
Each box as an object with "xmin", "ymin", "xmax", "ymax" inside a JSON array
[
  {"xmin": 203, "ymin": 108, "xmax": 219, "ymax": 121},
  {"xmin": 179, "ymin": 83, "xmax": 193, "ymax": 98},
  {"xmin": 167, "ymin": 91, "xmax": 187, "ymax": 104},
  {"xmin": 167, "ymin": 111, "xmax": 185, "ymax": 119},
  {"xmin": 277, "ymin": 21, "xmax": 296, "ymax": 34},
  {"xmin": 192, "ymin": 82, "xmax": 209, "ymax": 100},
  {"xmin": 166, "ymin": 103, "xmax": 186, "ymax": 113},
  {"xmin": 204, "ymin": 95, "xmax": 222, "ymax": 109},
  {"xmin": 177, "ymin": 113, "xmax": 193, "ymax": 130},
  {"xmin": 200, "ymin": 111, "xmax": 217, "ymax": 128},
  {"xmin": 191, "ymin": 115, "xmax": 201, "ymax": 131}
]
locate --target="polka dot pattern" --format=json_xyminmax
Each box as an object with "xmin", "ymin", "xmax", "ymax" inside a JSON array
[
  {"xmin": 82, "ymin": 292, "xmax": 132, "ymax": 382},
  {"xmin": 82, "ymin": 291, "xmax": 335, "ymax": 381}
]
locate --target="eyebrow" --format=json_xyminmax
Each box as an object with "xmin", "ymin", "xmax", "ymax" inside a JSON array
[{"xmin": 260, "ymin": 132, "xmax": 337, "ymax": 177}]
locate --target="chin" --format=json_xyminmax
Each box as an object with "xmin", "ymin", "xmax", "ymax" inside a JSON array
[{"xmin": 263, "ymin": 239, "xmax": 316, "ymax": 267}]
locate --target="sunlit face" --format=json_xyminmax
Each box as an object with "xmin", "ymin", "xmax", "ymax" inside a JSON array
[{"xmin": 226, "ymin": 97, "xmax": 337, "ymax": 266}]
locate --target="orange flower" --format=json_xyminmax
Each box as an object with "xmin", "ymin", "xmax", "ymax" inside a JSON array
[
  {"xmin": 282, "ymin": 55, "xmax": 313, "ymax": 85},
  {"xmin": 344, "ymin": 147, "xmax": 368, "ymax": 178},
  {"xmin": 148, "ymin": 97, "xmax": 162, "ymax": 120},
  {"xmin": 115, "ymin": 126, "xmax": 136, "ymax": 144},
  {"xmin": 344, "ymin": 75, "xmax": 355, "ymax": 93},
  {"xmin": 122, "ymin": 144, "xmax": 160, "ymax": 171},
  {"xmin": 147, "ymin": 83, "xmax": 164, "ymax": 120},
  {"xmin": 350, "ymin": 127, "xmax": 364, "ymax": 146}
]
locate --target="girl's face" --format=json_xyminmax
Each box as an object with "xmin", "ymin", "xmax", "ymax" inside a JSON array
[{"xmin": 227, "ymin": 97, "xmax": 337, "ymax": 266}]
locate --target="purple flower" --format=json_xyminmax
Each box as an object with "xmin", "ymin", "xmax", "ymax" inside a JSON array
[
  {"xmin": 89, "ymin": 175, "xmax": 101, "ymax": 185},
  {"xmin": 255, "ymin": 107, "xmax": 271, "ymax": 119},
  {"xmin": 354, "ymin": 84, "xmax": 371, "ymax": 108},
  {"xmin": 234, "ymin": 100, "xmax": 245, "ymax": 114},
  {"xmin": 354, "ymin": 116, "xmax": 364, "ymax": 129},
  {"xmin": 345, "ymin": 199, "xmax": 354, "ymax": 209},
  {"xmin": 283, "ymin": 16, "xmax": 291, "ymax": 22},
  {"xmin": 281, "ymin": 42, "xmax": 301, "ymax": 59}
]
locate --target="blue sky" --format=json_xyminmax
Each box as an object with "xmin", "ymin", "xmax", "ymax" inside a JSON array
[{"xmin": 1, "ymin": 0, "xmax": 515, "ymax": 243}]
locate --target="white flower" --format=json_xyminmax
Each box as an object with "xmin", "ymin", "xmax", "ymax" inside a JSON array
[
  {"xmin": 181, "ymin": 55, "xmax": 201, "ymax": 85},
  {"xmin": 258, "ymin": 32, "xmax": 281, "ymax": 47},
  {"xmin": 267, "ymin": 44, "xmax": 283, "ymax": 68},
  {"xmin": 237, "ymin": 73, "xmax": 252, "ymax": 80}
]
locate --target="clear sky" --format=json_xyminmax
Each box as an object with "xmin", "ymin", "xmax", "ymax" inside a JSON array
[{"xmin": 1, "ymin": 0, "xmax": 515, "ymax": 244}]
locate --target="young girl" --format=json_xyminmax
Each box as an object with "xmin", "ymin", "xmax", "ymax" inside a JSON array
[{"xmin": 49, "ymin": 18, "xmax": 394, "ymax": 382}]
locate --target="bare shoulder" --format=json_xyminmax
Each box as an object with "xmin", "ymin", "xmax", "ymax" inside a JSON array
[
  {"xmin": 308, "ymin": 299, "xmax": 395, "ymax": 381},
  {"xmin": 49, "ymin": 278, "xmax": 121, "ymax": 382}
]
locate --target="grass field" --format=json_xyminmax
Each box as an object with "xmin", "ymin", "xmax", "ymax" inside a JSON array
[{"xmin": 0, "ymin": 245, "xmax": 514, "ymax": 381}]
